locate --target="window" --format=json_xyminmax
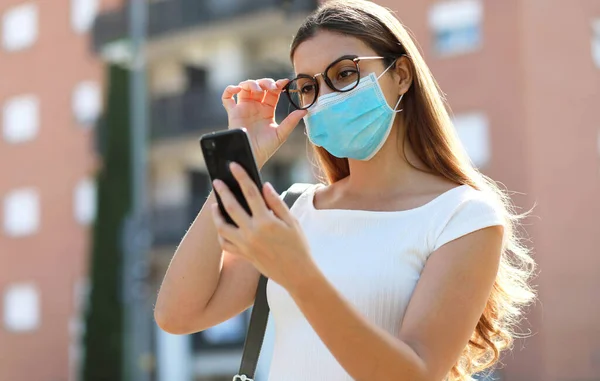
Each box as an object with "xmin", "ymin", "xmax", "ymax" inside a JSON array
[
  {"xmin": 2, "ymin": 95, "xmax": 40, "ymax": 144},
  {"xmin": 74, "ymin": 178, "xmax": 97, "ymax": 225},
  {"xmin": 71, "ymin": 0, "xmax": 99, "ymax": 33},
  {"xmin": 72, "ymin": 81, "xmax": 102, "ymax": 127},
  {"xmin": 429, "ymin": 0, "xmax": 483, "ymax": 56},
  {"xmin": 73, "ymin": 277, "xmax": 91, "ymax": 313},
  {"xmin": 453, "ymin": 112, "xmax": 490, "ymax": 168},
  {"xmin": 2, "ymin": 3, "xmax": 38, "ymax": 51},
  {"xmin": 68, "ymin": 278, "xmax": 89, "ymax": 381},
  {"xmin": 3, "ymin": 283, "xmax": 40, "ymax": 332},
  {"xmin": 592, "ymin": 19, "xmax": 600, "ymax": 69},
  {"xmin": 3, "ymin": 188, "xmax": 40, "ymax": 237}
]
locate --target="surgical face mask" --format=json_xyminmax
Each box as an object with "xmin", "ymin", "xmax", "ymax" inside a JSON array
[{"xmin": 303, "ymin": 63, "xmax": 403, "ymax": 161}]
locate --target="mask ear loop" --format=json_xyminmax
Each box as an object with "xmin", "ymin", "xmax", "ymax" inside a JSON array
[
  {"xmin": 376, "ymin": 59, "xmax": 405, "ymax": 113},
  {"xmin": 393, "ymin": 93, "xmax": 404, "ymax": 113},
  {"xmin": 376, "ymin": 59, "xmax": 398, "ymax": 80}
]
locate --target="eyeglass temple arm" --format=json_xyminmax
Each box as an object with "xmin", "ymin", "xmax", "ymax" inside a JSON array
[{"xmin": 354, "ymin": 56, "xmax": 385, "ymax": 61}]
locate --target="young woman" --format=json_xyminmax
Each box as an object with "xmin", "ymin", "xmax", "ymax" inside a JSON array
[{"xmin": 155, "ymin": 1, "xmax": 536, "ymax": 380}]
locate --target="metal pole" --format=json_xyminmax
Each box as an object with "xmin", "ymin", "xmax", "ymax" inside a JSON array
[{"xmin": 123, "ymin": 0, "xmax": 152, "ymax": 380}]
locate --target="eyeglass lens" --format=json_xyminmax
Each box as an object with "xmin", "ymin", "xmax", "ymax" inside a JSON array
[{"xmin": 286, "ymin": 58, "xmax": 360, "ymax": 110}]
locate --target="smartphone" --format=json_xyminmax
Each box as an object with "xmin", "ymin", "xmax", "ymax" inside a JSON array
[{"xmin": 200, "ymin": 128, "xmax": 263, "ymax": 226}]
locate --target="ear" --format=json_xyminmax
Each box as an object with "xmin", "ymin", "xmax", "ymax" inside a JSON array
[{"xmin": 394, "ymin": 55, "xmax": 413, "ymax": 95}]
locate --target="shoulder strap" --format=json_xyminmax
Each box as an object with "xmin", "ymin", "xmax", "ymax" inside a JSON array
[{"xmin": 235, "ymin": 183, "xmax": 313, "ymax": 381}]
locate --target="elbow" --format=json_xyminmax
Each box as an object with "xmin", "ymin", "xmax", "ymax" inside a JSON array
[
  {"xmin": 154, "ymin": 301, "xmax": 201, "ymax": 335},
  {"xmin": 154, "ymin": 305, "xmax": 179, "ymax": 335}
]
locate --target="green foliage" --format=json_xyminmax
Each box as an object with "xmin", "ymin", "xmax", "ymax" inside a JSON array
[{"xmin": 81, "ymin": 64, "xmax": 131, "ymax": 381}]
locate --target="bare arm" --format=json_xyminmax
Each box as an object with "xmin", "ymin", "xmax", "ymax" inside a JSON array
[
  {"xmin": 154, "ymin": 191, "xmax": 260, "ymax": 334},
  {"xmin": 285, "ymin": 226, "xmax": 503, "ymax": 381},
  {"xmin": 154, "ymin": 77, "xmax": 305, "ymax": 335}
]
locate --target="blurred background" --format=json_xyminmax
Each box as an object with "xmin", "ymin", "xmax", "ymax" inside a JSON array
[{"xmin": 0, "ymin": 0, "xmax": 599, "ymax": 380}]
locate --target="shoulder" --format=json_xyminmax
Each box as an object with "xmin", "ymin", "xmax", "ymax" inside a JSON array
[
  {"xmin": 280, "ymin": 183, "xmax": 321, "ymax": 214},
  {"xmin": 427, "ymin": 185, "xmax": 506, "ymax": 252}
]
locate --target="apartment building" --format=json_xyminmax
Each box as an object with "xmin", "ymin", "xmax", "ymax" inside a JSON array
[{"xmin": 0, "ymin": 0, "xmax": 124, "ymax": 380}]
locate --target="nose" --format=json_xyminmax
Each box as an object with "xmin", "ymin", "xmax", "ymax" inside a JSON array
[{"xmin": 314, "ymin": 73, "xmax": 334, "ymax": 97}]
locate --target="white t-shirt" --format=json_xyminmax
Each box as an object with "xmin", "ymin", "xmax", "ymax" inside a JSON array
[{"xmin": 265, "ymin": 183, "xmax": 505, "ymax": 381}]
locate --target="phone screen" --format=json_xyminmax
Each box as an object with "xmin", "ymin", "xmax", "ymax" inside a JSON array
[{"xmin": 200, "ymin": 129, "xmax": 263, "ymax": 226}]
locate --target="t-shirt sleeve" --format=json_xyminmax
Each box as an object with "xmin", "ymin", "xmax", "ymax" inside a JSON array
[{"xmin": 432, "ymin": 193, "xmax": 505, "ymax": 252}]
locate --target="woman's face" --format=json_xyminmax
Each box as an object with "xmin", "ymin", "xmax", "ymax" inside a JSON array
[{"xmin": 292, "ymin": 30, "xmax": 403, "ymax": 111}]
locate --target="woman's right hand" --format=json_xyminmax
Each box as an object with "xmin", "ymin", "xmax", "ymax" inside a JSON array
[{"xmin": 222, "ymin": 78, "xmax": 307, "ymax": 168}]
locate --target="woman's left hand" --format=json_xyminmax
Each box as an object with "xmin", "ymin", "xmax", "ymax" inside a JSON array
[{"xmin": 210, "ymin": 162, "xmax": 316, "ymax": 291}]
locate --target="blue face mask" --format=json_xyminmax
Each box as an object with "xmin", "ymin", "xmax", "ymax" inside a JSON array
[{"xmin": 303, "ymin": 64, "xmax": 403, "ymax": 161}]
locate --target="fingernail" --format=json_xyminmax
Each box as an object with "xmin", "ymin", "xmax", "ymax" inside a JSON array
[{"xmin": 265, "ymin": 182, "xmax": 275, "ymax": 192}]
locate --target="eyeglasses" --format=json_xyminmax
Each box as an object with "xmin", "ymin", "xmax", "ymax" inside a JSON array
[{"xmin": 282, "ymin": 55, "xmax": 388, "ymax": 110}]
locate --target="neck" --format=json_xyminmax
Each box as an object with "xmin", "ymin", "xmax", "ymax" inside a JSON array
[{"xmin": 341, "ymin": 125, "xmax": 428, "ymax": 196}]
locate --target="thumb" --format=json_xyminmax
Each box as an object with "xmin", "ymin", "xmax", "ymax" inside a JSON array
[{"xmin": 276, "ymin": 109, "xmax": 308, "ymax": 142}]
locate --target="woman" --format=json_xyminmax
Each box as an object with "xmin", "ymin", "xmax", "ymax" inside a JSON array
[{"xmin": 155, "ymin": 1, "xmax": 536, "ymax": 380}]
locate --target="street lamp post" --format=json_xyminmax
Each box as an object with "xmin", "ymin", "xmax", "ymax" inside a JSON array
[{"xmin": 122, "ymin": 0, "xmax": 152, "ymax": 381}]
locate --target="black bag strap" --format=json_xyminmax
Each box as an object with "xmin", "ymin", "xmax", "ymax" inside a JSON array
[{"xmin": 235, "ymin": 183, "xmax": 313, "ymax": 381}]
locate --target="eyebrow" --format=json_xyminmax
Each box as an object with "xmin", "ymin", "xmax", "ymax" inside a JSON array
[
  {"xmin": 294, "ymin": 54, "xmax": 384, "ymax": 77},
  {"xmin": 294, "ymin": 54, "xmax": 358, "ymax": 77}
]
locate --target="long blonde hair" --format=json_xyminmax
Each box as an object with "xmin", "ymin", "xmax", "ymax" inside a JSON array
[{"xmin": 290, "ymin": 1, "xmax": 536, "ymax": 379}]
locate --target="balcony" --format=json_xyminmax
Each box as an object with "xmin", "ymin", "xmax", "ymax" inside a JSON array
[
  {"xmin": 150, "ymin": 84, "xmax": 295, "ymax": 140},
  {"xmin": 150, "ymin": 88, "xmax": 225, "ymax": 140},
  {"xmin": 92, "ymin": 0, "xmax": 318, "ymax": 51}
]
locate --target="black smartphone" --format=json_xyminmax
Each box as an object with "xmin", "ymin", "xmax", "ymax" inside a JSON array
[{"xmin": 200, "ymin": 128, "xmax": 263, "ymax": 226}]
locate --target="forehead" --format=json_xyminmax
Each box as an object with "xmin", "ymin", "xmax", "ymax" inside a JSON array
[{"xmin": 292, "ymin": 30, "xmax": 377, "ymax": 76}]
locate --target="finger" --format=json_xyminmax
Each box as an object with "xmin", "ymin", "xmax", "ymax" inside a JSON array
[
  {"xmin": 213, "ymin": 179, "xmax": 251, "ymax": 228},
  {"xmin": 275, "ymin": 109, "xmax": 308, "ymax": 143},
  {"xmin": 222, "ymin": 85, "xmax": 242, "ymax": 112},
  {"xmin": 256, "ymin": 78, "xmax": 278, "ymax": 91},
  {"xmin": 257, "ymin": 78, "xmax": 281, "ymax": 107},
  {"xmin": 238, "ymin": 80, "xmax": 265, "ymax": 102},
  {"xmin": 211, "ymin": 204, "xmax": 244, "ymax": 252},
  {"xmin": 229, "ymin": 162, "xmax": 268, "ymax": 217},
  {"xmin": 259, "ymin": 80, "xmax": 284, "ymax": 109},
  {"xmin": 275, "ymin": 78, "xmax": 290, "ymax": 88},
  {"xmin": 218, "ymin": 235, "xmax": 242, "ymax": 256},
  {"xmin": 262, "ymin": 182, "xmax": 295, "ymax": 225}
]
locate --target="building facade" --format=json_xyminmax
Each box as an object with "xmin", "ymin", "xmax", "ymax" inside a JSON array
[{"xmin": 0, "ymin": 0, "xmax": 122, "ymax": 380}]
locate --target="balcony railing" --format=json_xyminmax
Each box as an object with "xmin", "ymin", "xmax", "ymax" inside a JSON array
[
  {"xmin": 150, "ymin": 88, "xmax": 226, "ymax": 140},
  {"xmin": 150, "ymin": 83, "xmax": 295, "ymax": 140},
  {"xmin": 92, "ymin": 0, "xmax": 318, "ymax": 51}
]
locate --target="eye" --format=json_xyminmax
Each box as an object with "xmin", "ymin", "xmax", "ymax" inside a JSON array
[
  {"xmin": 338, "ymin": 69, "xmax": 358, "ymax": 79},
  {"xmin": 301, "ymin": 83, "xmax": 316, "ymax": 94}
]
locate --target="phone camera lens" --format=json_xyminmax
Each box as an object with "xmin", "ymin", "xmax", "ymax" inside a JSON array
[{"xmin": 204, "ymin": 140, "xmax": 216, "ymax": 150}]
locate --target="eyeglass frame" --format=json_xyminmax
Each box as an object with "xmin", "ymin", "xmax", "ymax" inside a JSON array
[{"xmin": 282, "ymin": 55, "xmax": 393, "ymax": 110}]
